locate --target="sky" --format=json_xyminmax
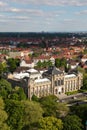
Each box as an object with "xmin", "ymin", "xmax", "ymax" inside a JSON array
[{"xmin": 0, "ymin": 0, "xmax": 87, "ymax": 32}]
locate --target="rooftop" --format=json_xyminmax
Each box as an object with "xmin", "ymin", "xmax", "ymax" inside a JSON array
[
  {"xmin": 65, "ymin": 74, "xmax": 76, "ymax": 78},
  {"xmin": 27, "ymin": 68, "xmax": 38, "ymax": 73},
  {"xmin": 13, "ymin": 72, "xmax": 29, "ymax": 79},
  {"xmin": 45, "ymin": 66, "xmax": 63, "ymax": 75},
  {"xmin": 35, "ymin": 78, "xmax": 50, "ymax": 83}
]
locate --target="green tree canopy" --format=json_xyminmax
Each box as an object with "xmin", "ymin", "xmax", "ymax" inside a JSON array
[
  {"xmin": 0, "ymin": 62, "xmax": 8, "ymax": 78},
  {"xmin": 82, "ymin": 73, "xmax": 87, "ymax": 90},
  {"xmin": 9, "ymin": 86, "xmax": 26, "ymax": 101},
  {"xmin": 63, "ymin": 115, "xmax": 83, "ymax": 130},
  {"xmin": 7, "ymin": 58, "xmax": 20, "ymax": 73},
  {"xmin": 39, "ymin": 95, "xmax": 69, "ymax": 118},
  {"xmin": 0, "ymin": 63, "xmax": 4, "ymax": 78},
  {"xmin": 36, "ymin": 61, "xmax": 42, "ymax": 69},
  {"xmin": 0, "ymin": 98, "xmax": 10, "ymax": 130},
  {"xmin": 47, "ymin": 60, "xmax": 53, "ymax": 67},
  {"xmin": 36, "ymin": 60, "xmax": 52, "ymax": 69},
  {"xmin": 5, "ymin": 99, "xmax": 24, "ymax": 130},
  {"xmin": 39, "ymin": 95, "xmax": 58, "ymax": 117},
  {"xmin": 55, "ymin": 58, "xmax": 61, "ymax": 68},
  {"xmin": 71, "ymin": 104, "xmax": 87, "ymax": 128},
  {"xmin": 55, "ymin": 58, "xmax": 67, "ymax": 68},
  {"xmin": 0, "ymin": 79, "xmax": 12, "ymax": 99},
  {"xmin": 38, "ymin": 116, "xmax": 63, "ymax": 130},
  {"xmin": 22, "ymin": 100, "xmax": 43, "ymax": 130},
  {"xmin": 56, "ymin": 103, "xmax": 69, "ymax": 118}
]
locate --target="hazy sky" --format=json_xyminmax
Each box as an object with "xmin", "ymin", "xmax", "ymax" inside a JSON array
[{"xmin": 0, "ymin": 0, "xmax": 87, "ymax": 32}]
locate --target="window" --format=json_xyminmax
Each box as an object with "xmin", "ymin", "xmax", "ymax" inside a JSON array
[
  {"xmin": 61, "ymin": 80, "xmax": 64, "ymax": 85},
  {"xmin": 58, "ymin": 80, "xmax": 61, "ymax": 86},
  {"xmin": 55, "ymin": 89, "xmax": 58, "ymax": 94},
  {"xmin": 55, "ymin": 81, "xmax": 57, "ymax": 86}
]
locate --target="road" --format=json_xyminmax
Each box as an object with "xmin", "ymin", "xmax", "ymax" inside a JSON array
[
  {"xmin": 59, "ymin": 92, "xmax": 87, "ymax": 103},
  {"xmin": 67, "ymin": 100, "xmax": 87, "ymax": 106}
]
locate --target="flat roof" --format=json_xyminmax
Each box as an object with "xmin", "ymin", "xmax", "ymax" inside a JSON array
[
  {"xmin": 13, "ymin": 72, "xmax": 29, "ymax": 79},
  {"xmin": 65, "ymin": 74, "xmax": 76, "ymax": 78},
  {"xmin": 35, "ymin": 78, "xmax": 50, "ymax": 83},
  {"xmin": 27, "ymin": 68, "xmax": 38, "ymax": 73}
]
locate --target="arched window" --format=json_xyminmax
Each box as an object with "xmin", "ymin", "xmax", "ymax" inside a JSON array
[{"xmin": 55, "ymin": 89, "xmax": 58, "ymax": 94}]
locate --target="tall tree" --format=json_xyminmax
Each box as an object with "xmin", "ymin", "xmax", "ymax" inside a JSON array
[
  {"xmin": 36, "ymin": 61, "xmax": 42, "ymax": 69},
  {"xmin": 22, "ymin": 101, "xmax": 43, "ymax": 130},
  {"xmin": 71, "ymin": 104, "xmax": 87, "ymax": 129},
  {"xmin": 0, "ymin": 62, "xmax": 7, "ymax": 78},
  {"xmin": 47, "ymin": 60, "xmax": 53, "ymax": 67},
  {"xmin": 82, "ymin": 74, "xmax": 87, "ymax": 90},
  {"xmin": 0, "ymin": 98, "xmax": 10, "ymax": 130},
  {"xmin": 38, "ymin": 116, "xmax": 63, "ymax": 130},
  {"xmin": 7, "ymin": 58, "xmax": 20, "ymax": 73},
  {"xmin": 5, "ymin": 100, "xmax": 24, "ymax": 130},
  {"xmin": 39, "ymin": 95, "xmax": 69, "ymax": 118},
  {"xmin": 0, "ymin": 79, "xmax": 12, "ymax": 99},
  {"xmin": 63, "ymin": 115, "xmax": 83, "ymax": 130},
  {"xmin": 55, "ymin": 58, "xmax": 67, "ymax": 68},
  {"xmin": 39, "ymin": 95, "xmax": 58, "ymax": 117},
  {"xmin": 55, "ymin": 58, "xmax": 61, "ymax": 68},
  {"xmin": 10, "ymin": 86, "xmax": 26, "ymax": 101}
]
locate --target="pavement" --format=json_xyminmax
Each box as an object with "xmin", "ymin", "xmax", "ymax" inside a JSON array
[{"xmin": 58, "ymin": 92, "xmax": 87, "ymax": 102}]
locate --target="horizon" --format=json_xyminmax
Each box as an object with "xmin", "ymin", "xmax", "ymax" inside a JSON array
[{"xmin": 0, "ymin": 31, "xmax": 87, "ymax": 33}]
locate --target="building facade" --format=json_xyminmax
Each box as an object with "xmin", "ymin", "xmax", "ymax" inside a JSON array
[{"xmin": 28, "ymin": 66, "xmax": 83, "ymax": 100}]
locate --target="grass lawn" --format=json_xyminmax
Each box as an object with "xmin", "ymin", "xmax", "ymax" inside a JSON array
[{"xmin": 65, "ymin": 91, "xmax": 79, "ymax": 96}]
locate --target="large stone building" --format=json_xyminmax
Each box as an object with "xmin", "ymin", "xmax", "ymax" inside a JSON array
[
  {"xmin": 28, "ymin": 66, "xmax": 83, "ymax": 100},
  {"xmin": 7, "ymin": 66, "xmax": 83, "ymax": 100}
]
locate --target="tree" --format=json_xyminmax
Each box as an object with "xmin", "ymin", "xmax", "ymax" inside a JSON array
[
  {"xmin": 47, "ymin": 60, "xmax": 53, "ymax": 67},
  {"xmin": 2, "ymin": 62, "xmax": 8, "ymax": 71},
  {"xmin": 0, "ymin": 79, "xmax": 12, "ymax": 99},
  {"xmin": 36, "ymin": 60, "xmax": 53, "ymax": 69},
  {"xmin": 7, "ymin": 58, "xmax": 20, "ymax": 73},
  {"xmin": 55, "ymin": 58, "xmax": 61, "ymax": 68},
  {"xmin": 17, "ymin": 87, "xmax": 26, "ymax": 100},
  {"xmin": 32, "ymin": 52, "xmax": 39, "ymax": 58},
  {"xmin": 38, "ymin": 116, "xmax": 63, "ymax": 130},
  {"xmin": 9, "ymin": 86, "xmax": 26, "ymax": 101},
  {"xmin": 9, "ymin": 93, "xmax": 19, "ymax": 100},
  {"xmin": 5, "ymin": 99, "xmax": 24, "ymax": 130},
  {"xmin": 63, "ymin": 115, "xmax": 83, "ymax": 130},
  {"xmin": 82, "ymin": 74, "xmax": 87, "ymax": 90},
  {"xmin": 39, "ymin": 95, "xmax": 58, "ymax": 117},
  {"xmin": 32, "ymin": 94, "xmax": 39, "ymax": 102},
  {"xmin": 71, "ymin": 104, "xmax": 87, "ymax": 129},
  {"xmin": 0, "ymin": 98, "xmax": 10, "ymax": 130},
  {"xmin": 39, "ymin": 95, "xmax": 69, "ymax": 118},
  {"xmin": 22, "ymin": 101, "xmax": 43, "ymax": 129},
  {"xmin": 0, "ymin": 62, "xmax": 7, "ymax": 78},
  {"xmin": 55, "ymin": 58, "xmax": 67, "ymax": 69},
  {"xmin": 36, "ymin": 61, "xmax": 42, "ymax": 69},
  {"xmin": 61, "ymin": 58, "xmax": 67, "ymax": 67},
  {"xmin": 0, "ymin": 63, "xmax": 4, "ymax": 78},
  {"xmin": 14, "ymin": 58, "xmax": 20, "ymax": 67},
  {"xmin": 77, "ymin": 66, "xmax": 85, "ymax": 74},
  {"xmin": 56, "ymin": 103, "xmax": 69, "ymax": 118},
  {"xmin": 42, "ymin": 60, "xmax": 47, "ymax": 68}
]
